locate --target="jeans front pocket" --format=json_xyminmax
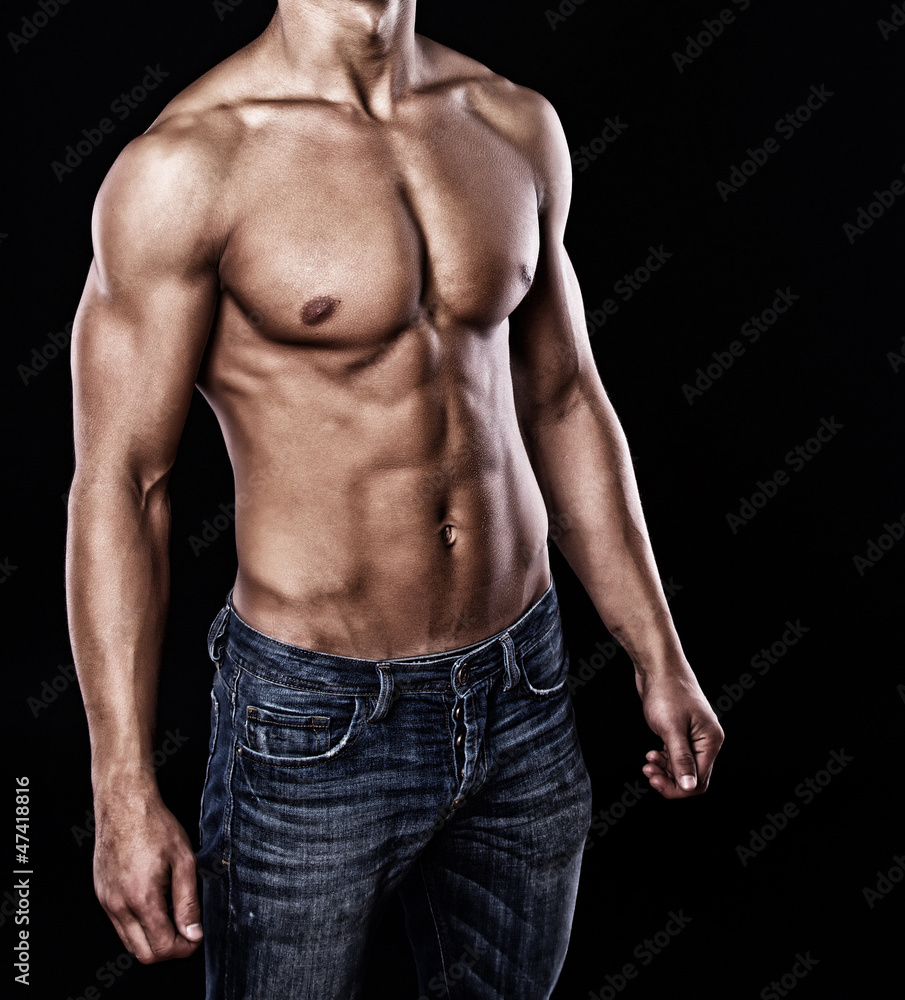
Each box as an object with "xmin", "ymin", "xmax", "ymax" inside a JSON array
[
  {"xmin": 233, "ymin": 664, "xmax": 368, "ymax": 769},
  {"xmin": 518, "ymin": 616, "xmax": 570, "ymax": 698},
  {"xmin": 247, "ymin": 706, "xmax": 331, "ymax": 757}
]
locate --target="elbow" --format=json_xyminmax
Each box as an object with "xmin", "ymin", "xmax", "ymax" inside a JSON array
[{"xmin": 69, "ymin": 462, "xmax": 172, "ymax": 512}]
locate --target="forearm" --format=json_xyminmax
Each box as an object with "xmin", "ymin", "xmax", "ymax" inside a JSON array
[
  {"xmin": 523, "ymin": 380, "xmax": 685, "ymax": 677},
  {"xmin": 65, "ymin": 475, "xmax": 172, "ymax": 800}
]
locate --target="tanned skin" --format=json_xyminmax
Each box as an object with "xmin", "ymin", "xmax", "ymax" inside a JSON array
[{"xmin": 66, "ymin": 0, "xmax": 723, "ymax": 967}]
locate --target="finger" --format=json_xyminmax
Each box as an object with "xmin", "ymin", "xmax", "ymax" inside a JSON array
[
  {"xmin": 663, "ymin": 730, "xmax": 698, "ymax": 793},
  {"xmin": 641, "ymin": 761, "xmax": 675, "ymax": 796},
  {"xmin": 645, "ymin": 750, "xmax": 668, "ymax": 765},
  {"xmin": 690, "ymin": 727, "xmax": 725, "ymax": 793},
  {"xmin": 171, "ymin": 852, "xmax": 203, "ymax": 943},
  {"xmin": 101, "ymin": 900, "xmax": 157, "ymax": 964},
  {"xmin": 134, "ymin": 885, "xmax": 190, "ymax": 963}
]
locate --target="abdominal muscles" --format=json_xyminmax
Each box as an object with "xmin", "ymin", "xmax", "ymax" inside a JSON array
[{"xmin": 200, "ymin": 317, "xmax": 551, "ymax": 659}]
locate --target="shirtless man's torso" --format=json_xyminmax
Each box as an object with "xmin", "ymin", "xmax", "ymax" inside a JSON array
[{"xmin": 66, "ymin": 0, "xmax": 722, "ymax": 982}]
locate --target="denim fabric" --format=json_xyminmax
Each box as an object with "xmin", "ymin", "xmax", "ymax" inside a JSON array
[{"xmin": 196, "ymin": 579, "xmax": 593, "ymax": 1000}]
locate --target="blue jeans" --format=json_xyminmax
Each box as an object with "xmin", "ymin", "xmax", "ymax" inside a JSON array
[{"xmin": 196, "ymin": 579, "xmax": 593, "ymax": 999}]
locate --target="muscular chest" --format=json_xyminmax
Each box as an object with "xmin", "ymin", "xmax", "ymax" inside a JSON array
[{"xmin": 217, "ymin": 108, "xmax": 540, "ymax": 348}]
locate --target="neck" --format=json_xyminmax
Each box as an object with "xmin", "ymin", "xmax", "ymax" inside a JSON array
[{"xmin": 260, "ymin": 0, "xmax": 419, "ymax": 117}]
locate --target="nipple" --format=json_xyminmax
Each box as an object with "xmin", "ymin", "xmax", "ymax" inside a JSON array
[{"xmin": 301, "ymin": 296, "xmax": 339, "ymax": 326}]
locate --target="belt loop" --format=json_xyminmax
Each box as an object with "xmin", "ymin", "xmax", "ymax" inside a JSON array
[
  {"xmin": 500, "ymin": 633, "xmax": 520, "ymax": 691},
  {"xmin": 207, "ymin": 601, "xmax": 231, "ymax": 664},
  {"xmin": 368, "ymin": 664, "xmax": 394, "ymax": 721}
]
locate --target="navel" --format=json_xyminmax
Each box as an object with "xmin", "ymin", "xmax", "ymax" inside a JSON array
[
  {"xmin": 442, "ymin": 524, "xmax": 457, "ymax": 547},
  {"xmin": 301, "ymin": 295, "xmax": 340, "ymax": 326}
]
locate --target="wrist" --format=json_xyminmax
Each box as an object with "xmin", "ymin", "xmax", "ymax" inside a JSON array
[
  {"xmin": 91, "ymin": 763, "xmax": 161, "ymax": 804},
  {"xmin": 607, "ymin": 618, "xmax": 688, "ymax": 678}
]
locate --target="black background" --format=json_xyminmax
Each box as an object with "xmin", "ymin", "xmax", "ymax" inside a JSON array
[{"xmin": 3, "ymin": 0, "xmax": 903, "ymax": 997}]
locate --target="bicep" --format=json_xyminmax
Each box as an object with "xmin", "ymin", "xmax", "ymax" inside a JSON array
[
  {"xmin": 508, "ymin": 92, "xmax": 603, "ymax": 418},
  {"xmin": 72, "ymin": 263, "xmax": 218, "ymax": 488},
  {"xmin": 71, "ymin": 135, "xmax": 222, "ymax": 489},
  {"xmin": 509, "ymin": 222, "xmax": 601, "ymax": 422}
]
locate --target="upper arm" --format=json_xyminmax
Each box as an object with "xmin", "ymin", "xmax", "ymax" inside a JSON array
[
  {"xmin": 71, "ymin": 128, "xmax": 225, "ymax": 492},
  {"xmin": 506, "ymin": 90, "xmax": 600, "ymax": 421}
]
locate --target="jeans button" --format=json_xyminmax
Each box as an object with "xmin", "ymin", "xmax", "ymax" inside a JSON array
[
  {"xmin": 457, "ymin": 665, "xmax": 469, "ymax": 685},
  {"xmin": 460, "ymin": 766, "xmax": 466, "ymax": 777},
  {"xmin": 455, "ymin": 732, "xmax": 464, "ymax": 747},
  {"xmin": 453, "ymin": 704, "xmax": 462, "ymax": 720}
]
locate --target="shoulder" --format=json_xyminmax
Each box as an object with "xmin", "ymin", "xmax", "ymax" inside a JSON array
[
  {"xmin": 420, "ymin": 36, "xmax": 564, "ymax": 142},
  {"xmin": 92, "ymin": 124, "xmax": 231, "ymax": 274},
  {"xmin": 92, "ymin": 56, "xmax": 253, "ymax": 269},
  {"xmin": 101, "ymin": 45, "xmax": 253, "ymax": 199},
  {"xmin": 418, "ymin": 37, "xmax": 570, "ymax": 216}
]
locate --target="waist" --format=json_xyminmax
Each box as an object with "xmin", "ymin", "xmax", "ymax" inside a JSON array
[{"xmin": 217, "ymin": 577, "xmax": 561, "ymax": 693}]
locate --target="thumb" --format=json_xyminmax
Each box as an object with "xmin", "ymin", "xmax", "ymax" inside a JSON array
[
  {"xmin": 172, "ymin": 853, "xmax": 203, "ymax": 942},
  {"xmin": 664, "ymin": 730, "xmax": 698, "ymax": 792}
]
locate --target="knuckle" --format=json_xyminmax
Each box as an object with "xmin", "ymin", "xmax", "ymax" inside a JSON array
[
  {"xmin": 100, "ymin": 893, "xmax": 127, "ymax": 917},
  {"xmin": 122, "ymin": 890, "xmax": 150, "ymax": 912},
  {"xmin": 148, "ymin": 937, "xmax": 174, "ymax": 960}
]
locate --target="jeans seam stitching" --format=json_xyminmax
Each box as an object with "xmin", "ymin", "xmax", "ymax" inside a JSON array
[
  {"xmin": 222, "ymin": 668, "xmax": 240, "ymax": 867},
  {"xmin": 198, "ymin": 686, "xmax": 220, "ymax": 852},
  {"xmin": 228, "ymin": 648, "xmax": 382, "ymax": 696},
  {"xmin": 419, "ymin": 859, "xmax": 450, "ymax": 994},
  {"xmin": 518, "ymin": 618, "xmax": 558, "ymax": 659}
]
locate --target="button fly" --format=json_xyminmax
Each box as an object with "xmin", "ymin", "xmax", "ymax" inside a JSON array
[
  {"xmin": 456, "ymin": 664, "xmax": 469, "ymax": 685},
  {"xmin": 453, "ymin": 704, "xmax": 462, "ymax": 720},
  {"xmin": 455, "ymin": 732, "xmax": 464, "ymax": 747}
]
